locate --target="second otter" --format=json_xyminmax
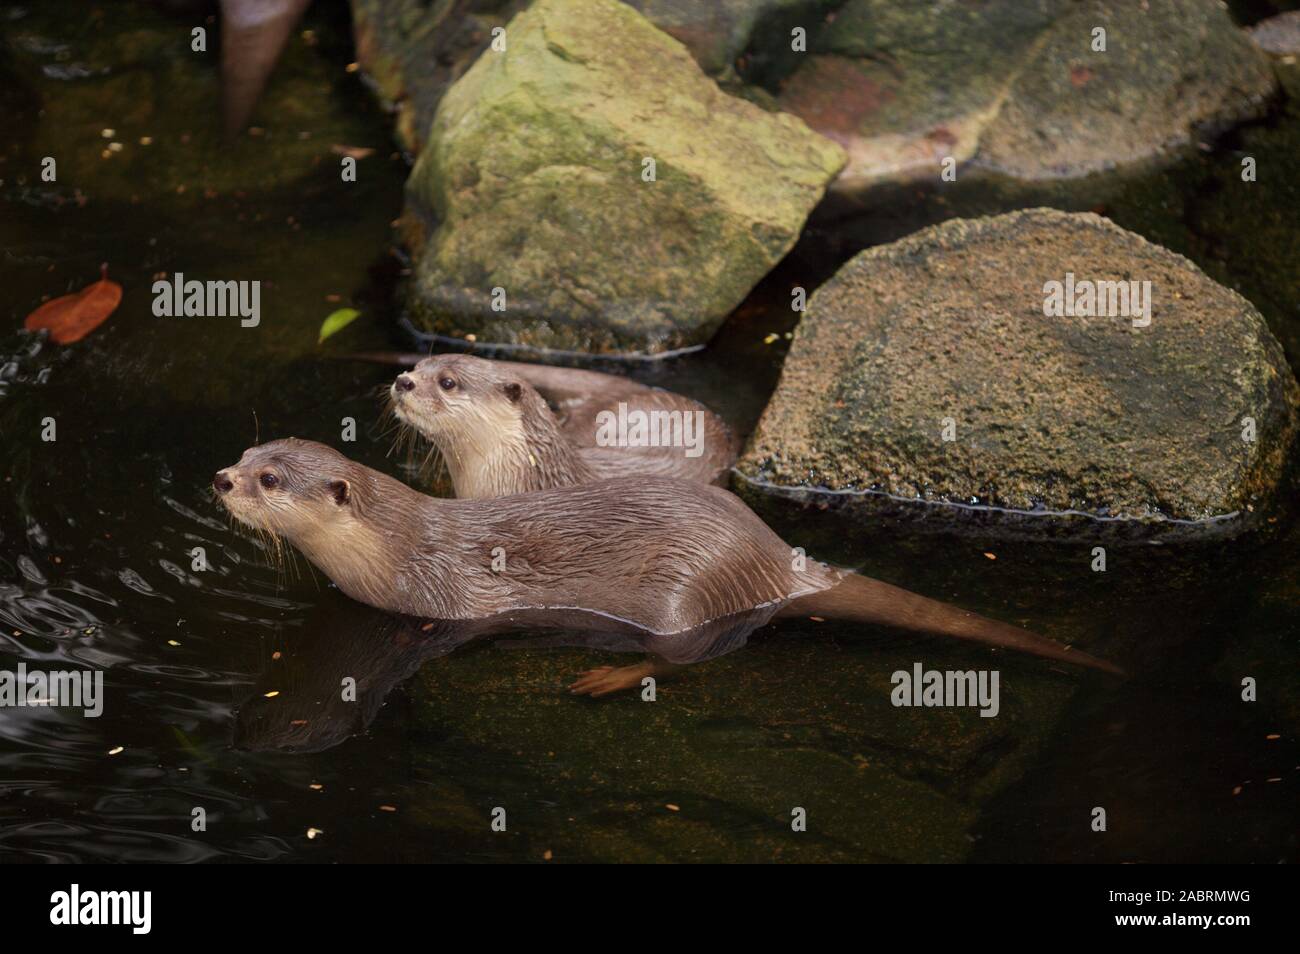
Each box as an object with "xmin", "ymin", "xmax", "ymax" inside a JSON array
[{"xmin": 389, "ymin": 354, "xmax": 737, "ymax": 498}]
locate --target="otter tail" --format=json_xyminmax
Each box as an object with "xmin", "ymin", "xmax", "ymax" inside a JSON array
[{"xmin": 781, "ymin": 573, "xmax": 1123, "ymax": 676}]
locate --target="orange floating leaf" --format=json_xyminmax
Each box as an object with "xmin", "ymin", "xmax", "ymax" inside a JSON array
[{"xmin": 24, "ymin": 264, "xmax": 122, "ymax": 344}]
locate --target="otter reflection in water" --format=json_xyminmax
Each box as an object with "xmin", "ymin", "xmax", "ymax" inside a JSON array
[{"xmin": 234, "ymin": 594, "xmax": 780, "ymax": 754}]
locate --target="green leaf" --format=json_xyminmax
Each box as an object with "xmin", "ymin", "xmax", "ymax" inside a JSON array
[{"xmin": 318, "ymin": 307, "xmax": 361, "ymax": 343}]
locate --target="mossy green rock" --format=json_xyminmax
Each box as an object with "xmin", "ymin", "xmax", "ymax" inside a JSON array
[
  {"xmin": 404, "ymin": 0, "xmax": 845, "ymax": 356},
  {"xmin": 406, "ymin": 629, "xmax": 1079, "ymax": 862},
  {"xmin": 774, "ymin": 0, "xmax": 1274, "ymax": 188},
  {"xmin": 736, "ymin": 209, "xmax": 1300, "ymax": 538},
  {"xmin": 350, "ymin": 0, "xmax": 802, "ymax": 155}
]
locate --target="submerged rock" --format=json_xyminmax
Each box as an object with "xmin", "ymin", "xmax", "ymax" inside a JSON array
[
  {"xmin": 735, "ymin": 209, "xmax": 1300, "ymax": 539},
  {"xmin": 402, "ymin": 0, "xmax": 844, "ymax": 357},
  {"xmin": 770, "ymin": 0, "xmax": 1275, "ymax": 188},
  {"xmin": 407, "ymin": 623, "xmax": 1080, "ymax": 862}
]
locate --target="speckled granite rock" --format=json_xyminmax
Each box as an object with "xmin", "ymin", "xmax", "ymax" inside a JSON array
[{"xmin": 736, "ymin": 209, "xmax": 1300, "ymax": 538}]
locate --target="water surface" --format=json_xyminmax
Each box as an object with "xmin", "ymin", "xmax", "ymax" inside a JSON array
[{"xmin": 0, "ymin": 0, "xmax": 1296, "ymax": 863}]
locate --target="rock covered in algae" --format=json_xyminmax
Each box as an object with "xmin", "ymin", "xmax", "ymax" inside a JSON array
[
  {"xmin": 402, "ymin": 0, "xmax": 845, "ymax": 357},
  {"xmin": 735, "ymin": 209, "xmax": 1300, "ymax": 538}
]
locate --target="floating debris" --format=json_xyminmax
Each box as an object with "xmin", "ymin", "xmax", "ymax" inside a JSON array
[{"xmin": 330, "ymin": 144, "xmax": 375, "ymax": 160}]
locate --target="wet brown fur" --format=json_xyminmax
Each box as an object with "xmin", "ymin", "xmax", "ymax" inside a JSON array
[
  {"xmin": 389, "ymin": 354, "xmax": 737, "ymax": 498},
  {"xmin": 215, "ymin": 439, "xmax": 1122, "ymax": 674}
]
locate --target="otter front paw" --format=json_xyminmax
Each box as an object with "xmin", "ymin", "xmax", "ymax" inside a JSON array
[{"xmin": 567, "ymin": 664, "xmax": 651, "ymax": 698}]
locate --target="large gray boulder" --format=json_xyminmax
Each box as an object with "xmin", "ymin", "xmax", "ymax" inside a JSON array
[
  {"xmin": 736, "ymin": 209, "xmax": 1300, "ymax": 539},
  {"xmin": 771, "ymin": 0, "xmax": 1276, "ymax": 188}
]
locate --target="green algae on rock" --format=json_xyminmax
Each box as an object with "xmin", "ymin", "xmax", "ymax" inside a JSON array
[
  {"xmin": 402, "ymin": 0, "xmax": 845, "ymax": 357},
  {"xmin": 770, "ymin": 0, "xmax": 1275, "ymax": 189},
  {"xmin": 735, "ymin": 209, "xmax": 1300, "ymax": 538},
  {"xmin": 407, "ymin": 628, "xmax": 1079, "ymax": 862},
  {"xmin": 350, "ymin": 0, "xmax": 802, "ymax": 155}
]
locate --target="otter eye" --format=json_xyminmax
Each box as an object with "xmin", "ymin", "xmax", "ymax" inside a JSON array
[
  {"xmin": 438, "ymin": 377, "xmax": 457, "ymax": 391},
  {"xmin": 259, "ymin": 473, "xmax": 279, "ymax": 489}
]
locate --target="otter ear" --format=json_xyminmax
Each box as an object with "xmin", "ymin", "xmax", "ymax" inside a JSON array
[
  {"xmin": 327, "ymin": 478, "xmax": 351, "ymax": 506},
  {"xmin": 502, "ymin": 381, "xmax": 523, "ymax": 403}
]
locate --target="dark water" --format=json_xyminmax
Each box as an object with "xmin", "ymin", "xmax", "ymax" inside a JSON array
[{"xmin": 0, "ymin": 0, "xmax": 1295, "ymax": 862}]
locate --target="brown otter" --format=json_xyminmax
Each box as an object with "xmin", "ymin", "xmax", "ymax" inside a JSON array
[
  {"xmin": 214, "ymin": 439, "xmax": 1122, "ymax": 693},
  {"xmin": 387, "ymin": 354, "xmax": 737, "ymax": 498}
]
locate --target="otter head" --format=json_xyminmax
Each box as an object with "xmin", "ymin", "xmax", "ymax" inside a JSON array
[
  {"xmin": 213, "ymin": 438, "xmax": 359, "ymax": 543},
  {"xmin": 389, "ymin": 354, "xmax": 530, "ymax": 447},
  {"xmin": 214, "ymin": 439, "xmax": 425, "ymax": 613}
]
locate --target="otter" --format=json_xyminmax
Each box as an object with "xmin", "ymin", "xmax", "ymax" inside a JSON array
[
  {"xmin": 214, "ymin": 439, "xmax": 1121, "ymax": 693},
  {"xmin": 387, "ymin": 354, "xmax": 737, "ymax": 498}
]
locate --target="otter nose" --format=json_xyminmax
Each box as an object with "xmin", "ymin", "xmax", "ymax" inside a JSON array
[
  {"xmin": 213, "ymin": 471, "xmax": 234, "ymax": 494},
  {"xmin": 394, "ymin": 374, "xmax": 416, "ymax": 393}
]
